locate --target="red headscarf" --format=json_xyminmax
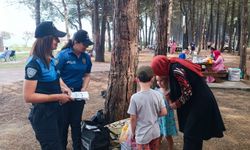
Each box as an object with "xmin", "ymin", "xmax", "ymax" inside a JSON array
[
  {"xmin": 213, "ymin": 50, "xmax": 221, "ymax": 60},
  {"xmin": 151, "ymin": 55, "xmax": 203, "ymax": 77}
]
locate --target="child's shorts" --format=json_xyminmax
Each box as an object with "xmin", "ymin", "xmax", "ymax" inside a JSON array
[{"xmin": 136, "ymin": 137, "xmax": 160, "ymax": 150}]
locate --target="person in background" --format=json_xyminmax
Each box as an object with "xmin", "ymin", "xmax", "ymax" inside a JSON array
[
  {"xmin": 170, "ymin": 40, "xmax": 177, "ymax": 54},
  {"xmin": 151, "ymin": 55, "xmax": 225, "ymax": 150},
  {"xmin": 56, "ymin": 29, "xmax": 93, "ymax": 150},
  {"xmin": 0, "ymin": 47, "xmax": 11, "ymax": 61},
  {"xmin": 127, "ymin": 66, "xmax": 167, "ymax": 150},
  {"xmin": 206, "ymin": 50, "xmax": 226, "ymax": 83},
  {"xmin": 190, "ymin": 42, "xmax": 195, "ymax": 54},
  {"xmin": 209, "ymin": 46, "xmax": 217, "ymax": 59},
  {"xmin": 23, "ymin": 21, "xmax": 72, "ymax": 150},
  {"xmin": 178, "ymin": 48, "xmax": 189, "ymax": 59},
  {"xmin": 156, "ymin": 76, "xmax": 178, "ymax": 150}
]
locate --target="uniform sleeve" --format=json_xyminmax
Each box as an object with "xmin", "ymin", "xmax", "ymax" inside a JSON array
[
  {"xmin": 127, "ymin": 96, "xmax": 137, "ymax": 115},
  {"xmin": 56, "ymin": 51, "xmax": 65, "ymax": 71},
  {"xmin": 172, "ymin": 66, "xmax": 192, "ymax": 108},
  {"xmin": 85, "ymin": 54, "xmax": 92, "ymax": 73},
  {"xmin": 25, "ymin": 60, "xmax": 40, "ymax": 80}
]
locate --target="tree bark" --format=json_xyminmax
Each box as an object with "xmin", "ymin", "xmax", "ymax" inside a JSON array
[
  {"xmin": 144, "ymin": 13, "xmax": 148, "ymax": 47},
  {"xmin": 228, "ymin": 0, "xmax": 236, "ymax": 53},
  {"xmin": 236, "ymin": 1, "xmax": 241, "ymax": 54},
  {"xmin": 104, "ymin": 0, "xmax": 139, "ymax": 123},
  {"xmin": 155, "ymin": 0, "xmax": 169, "ymax": 55},
  {"xmin": 239, "ymin": 0, "xmax": 248, "ymax": 79},
  {"xmin": 220, "ymin": 0, "xmax": 230, "ymax": 52},
  {"xmin": 180, "ymin": 0, "xmax": 189, "ymax": 49},
  {"xmin": 190, "ymin": 0, "xmax": 195, "ymax": 42},
  {"xmin": 62, "ymin": 0, "xmax": 70, "ymax": 40},
  {"xmin": 107, "ymin": 19, "xmax": 112, "ymax": 52},
  {"xmin": 199, "ymin": 0, "xmax": 207, "ymax": 52},
  {"xmin": 76, "ymin": 0, "xmax": 82, "ymax": 30},
  {"xmin": 93, "ymin": 0, "xmax": 101, "ymax": 61},
  {"xmin": 208, "ymin": 0, "xmax": 214, "ymax": 43},
  {"xmin": 148, "ymin": 19, "xmax": 153, "ymax": 45},
  {"xmin": 35, "ymin": 0, "xmax": 40, "ymax": 26},
  {"xmin": 167, "ymin": 0, "xmax": 173, "ymax": 44},
  {"xmin": 97, "ymin": 0, "xmax": 108, "ymax": 62},
  {"xmin": 214, "ymin": 0, "xmax": 220, "ymax": 49}
]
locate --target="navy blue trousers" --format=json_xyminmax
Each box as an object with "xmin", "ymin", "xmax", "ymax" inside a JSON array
[
  {"xmin": 62, "ymin": 100, "xmax": 85, "ymax": 150},
  {"xmin": 29, "ymin": 104, "xmax": 63, "ymax": 150}
]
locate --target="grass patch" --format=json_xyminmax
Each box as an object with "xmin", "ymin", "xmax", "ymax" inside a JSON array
[{"xmin": 0, "ymin": 52, "xmax": 29, "ymax": 69}]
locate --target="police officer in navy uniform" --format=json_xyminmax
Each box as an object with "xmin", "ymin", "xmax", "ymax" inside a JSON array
[
  {"xmin": 56, "ymin": 30, "xmax": 93, "ymax": 150},
  {"xmin": 23, "ymin": 21, "xmax": 72, "ymax": 150}
]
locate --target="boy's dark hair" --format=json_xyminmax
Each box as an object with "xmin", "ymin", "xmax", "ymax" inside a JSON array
[{"xmin": 136, "ymin": 66, "xmax": 154, "ymax": 82}]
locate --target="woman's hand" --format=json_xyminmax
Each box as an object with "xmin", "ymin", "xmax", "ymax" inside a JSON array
[
  {"xmin": 61, "ymin": 87, "xmax": 72, "ymax": 96},
  {"xmin": 58, "ymin": 93, "xmax": 72, "ymax": 104},
  {"xmin": 169, "ymin": 102, "xmax": 178, "ymax": 109}
]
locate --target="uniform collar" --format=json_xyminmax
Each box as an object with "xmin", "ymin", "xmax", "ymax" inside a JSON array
[{"xmin": 68, "ymin": 48, "xmax": 85, "ymax": 58}]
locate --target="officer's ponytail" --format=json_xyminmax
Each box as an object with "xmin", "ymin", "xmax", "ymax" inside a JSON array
[{"xmin": 61, "ymin": 39, "xmax": 73, "ymax": 50}]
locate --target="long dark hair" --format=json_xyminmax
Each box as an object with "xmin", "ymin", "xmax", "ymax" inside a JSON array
[
  {"xmin": 31, "ymin": 35, "xmax": 54, "ymax": 68},
  {"xmin": 61, "ymin": 39, "xmax": 74, "ymax": 50}
]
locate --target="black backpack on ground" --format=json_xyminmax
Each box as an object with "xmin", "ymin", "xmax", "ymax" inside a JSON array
[{"xmin": 81, "ymin": 120, "xmax": 111, "ymax": 150}]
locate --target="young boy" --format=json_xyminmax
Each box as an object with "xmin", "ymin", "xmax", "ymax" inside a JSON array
[{"xmin": 127, "ymin": 66, "xmax": 167, "ymax": 150}]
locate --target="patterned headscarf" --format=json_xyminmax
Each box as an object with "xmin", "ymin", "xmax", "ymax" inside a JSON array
[{"xmin": 151, "ymin": 55, "xmax": 203, "ymax": 77}]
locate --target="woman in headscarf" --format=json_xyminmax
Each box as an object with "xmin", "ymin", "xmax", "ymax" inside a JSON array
[
  {"xmin": 207, "ymin": 50, "xmax": 226, "ymax": 83},
  {"xmin": 151, "ymin": 55, "xmax": 225, "ymax": 150}
]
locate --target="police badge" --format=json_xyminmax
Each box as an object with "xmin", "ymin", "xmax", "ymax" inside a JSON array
[{"xmin": 27, "ymin": 67, "xmax": 37, "ymax": 78}]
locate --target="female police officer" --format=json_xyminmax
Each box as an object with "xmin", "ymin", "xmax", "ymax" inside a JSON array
[
  {"xmin": 23, "ymin": 21, "xmax": 72, "ymax": 150},
  {"xmin": 56, "ymin": 30, "xmax": 93, "ymax": 150}
]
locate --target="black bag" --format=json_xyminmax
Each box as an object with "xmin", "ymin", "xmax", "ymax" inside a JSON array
[
  {"xmin": 81, "ymin": 120, "xmax": 110, "ymax": 150},
  {"xmin": 90, "ymin": 109, "xmax": 106, "ymax": 126}
]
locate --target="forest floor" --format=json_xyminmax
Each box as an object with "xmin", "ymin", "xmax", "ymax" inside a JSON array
[{"xmin": 0, "ymin": 49, "xmax": 250, "ymax": 150}]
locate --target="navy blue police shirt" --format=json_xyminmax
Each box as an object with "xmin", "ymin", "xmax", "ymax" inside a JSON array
[
  {"xmin": 56, "ymin": 48, "xmax": 92, "ymax": 90},
  {"xmin": 25, "ymin": 56, "xmax": 61, "ymax": 95}
]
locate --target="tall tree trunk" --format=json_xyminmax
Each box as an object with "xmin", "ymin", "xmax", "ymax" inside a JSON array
[
  {"xmin": 62, "ymin": 0, "xmax": 70, "ymax": 40},
  {"xmin": 144, "ymin": 13, "xmax": 148, "ymax": 47},
  {"xmin": 228, "ymin": 0, "xmax": 236, "ymax": 53},
  {"xmin": 208, "ymin": 0, "xmax": 214, "ymax": 43},
  {"xmin": 107, "ymin": 19, "xmax": 112, "ymax": 52},
  {"xmin": 214, "ymin": 0, "xmax": 220, "ymax": 49},
  {"xmin": 199, "ymin": 0, "xmax": 207, "ymax": 52},
  {"xmin": 148, "ymin": 20, "xmax": 153, "ymax": 45},
  {"xmin": 155, "ymin": 0, "xmax": 169, "ymax": 55},
  {"xmin": 97, "ymin": 0, "xmax": 108, "ymax": 62},
  {"xmin": 183, "ymin": 15, "xmax": 189, "ymax": 49},
  {"xmin": 239, "ymin": 0, "xmax": 248, "ymax": 78},
  {"xmin": 190, "ymin": 0, "xmax": 195, "ymax": 42},
  {"xmin": 167, "ymin": 0, "xmax": 173, "ymax": 44},
  {"xmin": 76, "ymin": 0, "xmax": 82, "ymax": 30},
  {"xmin": 93, "ymin": 0, "xmax": 101, "ymax": 61},
  {"xmin": 0, "ymin": 37, "xmax": 3, "ymax": 52},
  {"xmin": 104, "ymin": 0, "xmax": 139, "ymax": 123},
  {"xmin": 220, "ymin": 0, "xmax": 230, "ymax": 52},
  {"xmin": 35, "ymin": 0, "xmax": 40, "ymax": 26},
  {"xmin": 180, "ymin": 0, "xmax": 189, "ymax": 49},
  {"xmin": 236, "ymin": 1, "xmax": 241, "ymax": 54}
]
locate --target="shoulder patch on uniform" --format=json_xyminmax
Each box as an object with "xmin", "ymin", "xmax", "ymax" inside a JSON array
[
  {"xmin": 54, "ymin": 58, "xmax": 59, "ymax": 66},
  {"xmin": 27, "ymin": 67, "xmax": 37, "ymax": 78}
]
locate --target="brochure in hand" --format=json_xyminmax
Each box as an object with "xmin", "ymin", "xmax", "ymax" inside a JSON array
[{"xmin": 71, "ymin": 91, "xmax": 89, "ymax": 101}]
